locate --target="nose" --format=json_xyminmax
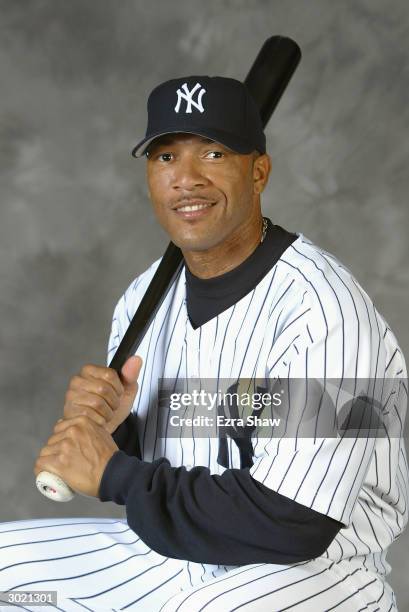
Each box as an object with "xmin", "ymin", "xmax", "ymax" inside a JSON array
[{"xmin": 171, "ymin": 155, "xmax": 209, "ymax": 190}]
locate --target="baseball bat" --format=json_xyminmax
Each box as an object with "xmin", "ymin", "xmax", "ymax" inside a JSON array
[{"xmin": 36, "ymin": 35, "xmax": 301, "ymax": 502}]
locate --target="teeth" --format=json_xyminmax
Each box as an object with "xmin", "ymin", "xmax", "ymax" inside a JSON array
[{"xmin": 177, "ymin": 203, "xmax": 213, "ymax": 212}]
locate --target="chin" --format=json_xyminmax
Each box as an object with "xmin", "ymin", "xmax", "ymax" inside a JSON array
[
  {"xmin": 169, "ymin": 232, "xmax": 218, "ymax": 252},
  {"xmin": 172, "ymin": 238, "xmax": 213, "ymax": 252}
]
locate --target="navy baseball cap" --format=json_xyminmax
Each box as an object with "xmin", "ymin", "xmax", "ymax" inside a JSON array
[{"xmin": 131, "ymin": 75, "xmax": 266, "ymax": 158}]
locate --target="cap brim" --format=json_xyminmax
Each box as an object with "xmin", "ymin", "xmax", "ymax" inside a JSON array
[{"xmin": 131, "ymin": 127, "xmax": 257, "ymax": 158}]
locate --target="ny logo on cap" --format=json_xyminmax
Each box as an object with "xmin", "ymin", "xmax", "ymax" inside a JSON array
[{"xmin": 174, "ymin": 82, "xmax": 206, "ymax": 114}]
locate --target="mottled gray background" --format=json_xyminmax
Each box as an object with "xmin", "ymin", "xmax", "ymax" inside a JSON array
[{"xmin": 1, "ymin": 0, "xmax": 408, "ymax": 608}]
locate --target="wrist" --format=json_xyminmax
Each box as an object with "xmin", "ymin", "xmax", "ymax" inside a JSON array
[{"xmin": 98, "ymin": 450, "xmax": 142, "ymax": 504}]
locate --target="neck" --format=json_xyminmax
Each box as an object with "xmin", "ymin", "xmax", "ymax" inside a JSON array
[{"xmin": 182, "ymin": 216, "xmax": 264, "ymax": 279}]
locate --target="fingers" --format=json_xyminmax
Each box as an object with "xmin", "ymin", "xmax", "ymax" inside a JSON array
[
  {"xmin": 63, "ymin": 404, "xmax": 107, "ymax": 427},
  {"xmin": 38, "ymin": 416, "xmax": 101, "ymax": 462},
  {"xmin": 64, "ymin": 367, "xmax": 124, "ymax": 424},
  {"xmin": 35, "ymin": 413, "xmax": 118, "ymax": 497},
  {"xmin": 34, "ymin": 453, "xmax": 61, "ymax": 478},
  {"xmin": 62, "ymin": 359, "xmax": 143, "ymax": 431},
  {"xmin": 70, "ymin": 375, "xmax": 120, "ymax": 408},
  {"xmin": 65, "ymin": 384, "xmax": 116, "ymax": 423},
  {"xmin": 40, "ymin": 423, "xmax": 80, "ymax": 455},
  {"xmin": 39, "ymin": 440, "xmax": 68, "ymax": 458},
  {"xmin": 53, "ymin": 414, "xmax": 98, "ymax": 434},
  {"xmin": 42, "ymin": 423, "xmax": 80, "ymax": 449},
  {"xmin": 79, "ymin": 364, "xmax": 124, "ymax": 396}
]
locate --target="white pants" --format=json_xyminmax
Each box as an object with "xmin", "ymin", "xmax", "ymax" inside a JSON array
[{"xmin": 0, "ymin": 518, "xmax": 396, "ymax": 612}]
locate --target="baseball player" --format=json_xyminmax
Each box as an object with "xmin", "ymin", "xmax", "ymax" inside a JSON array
[{"xmin": 1, "ymin": 76, "xmax": 408, "ymax": 612}]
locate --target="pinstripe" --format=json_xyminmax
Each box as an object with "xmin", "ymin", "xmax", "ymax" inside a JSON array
[
  {"xmin": 267, "ymin": 276, "xmax": 294, "ymax": 320},
  {"xmin": 0, "ymin": 519, "xmax": 124, "ymax": 534},
  {"xmin": 252, "ymin": 361, "xmax": 295, "ymax": 480},
  {"xmin": 71, "ymin": 600, "xmax": 94, "ymax": 610},
  {"xmin": 330, "ymin": 431, "xmax": 373, "ymax": 523},
  {"xmin": 361, "ymin": 488, "xmax": 396, "ymax": 540},
  {"xmin": 153, "ymin": 296, "xmax": 185, "ymax": 457},
  {"xmin": 215, "ymin": 303, "xmax": 237, "ymax": 381},
  {"xmin": 291, "ymin": 245, "xmax": 347, "ymax": 379},
  {"xmin": 141, "ymin": 291, "xmax": 180, "ymax": 458},
  {"xmin": 121, "ymin": 568, "xmax": 184, "ymax": 609},
  {"xmin": 358, "ymin": 499, "xmax": 386, "ymax": 552},
  {"xmin": 267, "ymin": 333, "xmax": 301, "ymax": 372},
  {"xmin": 0, "ymin": 536, "xmax": 140, "ymax": 572},
  {"xmin": 167, "ymin": 562, "xmax": 331, "ymax": 612},
  {"xmin": 0, "ymin": 526, "xmax": 131, "ymax": 551},
  {"xmin": 293, "ymin": 439, "xmax": 326, "ymax": 499},
  {"xmin": 385, "ymin": 349, "xmax": 399, "ymax": 373},
  {"xmin": 8, "ymin": 551, "xmax": 155, "ymax": 591},
  {"xmin": 279, "ymin": 258, "xmax": 330, "ymax": 377},
  {"xmin": 164, "ymin": 563, "xmax": 304, "ymax": 612},
  {"xmin": 216, "ymin": 565, "xmax": 339, "ymax": 611},
  {"xmin": 322, "ymin": 577, "xmax": 378, "ymax": 611},
  {"xmin": 279, "ymin": 306, "xmax": 312, "ymax": 337},
  {"xmin": 0, "ymin": 600, "xmax": 33, "ymax": 611},
  {"xmin": 72, "ymin": 557, "xmax": 174, "ymax": 605},
  {"xmin": 336, "ymin": 530, "xmax": 358, "ymax": 555},
  {"xmin": 162, "ymin": 323, "xmax": 185, "ymax": 459}
]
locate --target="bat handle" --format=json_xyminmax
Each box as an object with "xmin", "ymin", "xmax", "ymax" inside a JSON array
[{"xmin": 36, "ymin": 470, "xmax": 75, "ymax": 502}]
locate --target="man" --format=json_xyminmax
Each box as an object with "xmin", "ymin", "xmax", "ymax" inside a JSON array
[{"xmin": 1, "ymin": 76, "xmax": 407, "ymax": 611}]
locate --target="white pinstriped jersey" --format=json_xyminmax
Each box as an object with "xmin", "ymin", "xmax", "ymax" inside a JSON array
[
  {"xmin": 0, "ymin": 230, "xmax": 407, "ymax": 612},
  {"xmin": 107, "ymin": 229, "xmax": 408, "ymax": 590}
]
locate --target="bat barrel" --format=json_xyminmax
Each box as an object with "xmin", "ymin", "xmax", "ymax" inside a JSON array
[{"xmin": 244, "ymin": 36, "xmax": 301, "ymax": 128}]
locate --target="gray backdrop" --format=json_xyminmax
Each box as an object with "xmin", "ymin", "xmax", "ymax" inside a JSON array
[{"xmin": 1, "ymin": 0, "xmax": 408, "ymax": 609}]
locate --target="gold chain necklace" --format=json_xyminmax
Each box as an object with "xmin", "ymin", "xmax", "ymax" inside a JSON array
[{"xmin": 260, "ymin": 217, "xmax": 268, "ymax": 243}]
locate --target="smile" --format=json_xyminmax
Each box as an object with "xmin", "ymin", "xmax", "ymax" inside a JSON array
[{"xmin": 177, "ymin": 202, "xmax": 214, "ymax": 212}]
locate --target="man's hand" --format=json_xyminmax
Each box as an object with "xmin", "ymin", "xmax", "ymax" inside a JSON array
[
  {"xmin": 34, "ymin": 415, "xmax": 119, "ymax": 497},
  {"xmin": 63, "ymin": 356, "xmax": 143, "ymax": 435}
]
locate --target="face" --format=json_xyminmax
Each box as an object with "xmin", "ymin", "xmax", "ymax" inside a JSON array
[{"xmin": 145, "ymin": 133, "xmax": 271, "ymax": 253}]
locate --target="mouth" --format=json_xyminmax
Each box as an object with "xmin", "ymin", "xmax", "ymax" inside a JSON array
[{"xmin": 172, "ymin": 200, "xmax": 217, "ymax": 218}]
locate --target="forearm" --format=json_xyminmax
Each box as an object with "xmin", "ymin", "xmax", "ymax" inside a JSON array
[{"xmin": 98, "ymin": 450, "xmax": 342, "ymax": 565}]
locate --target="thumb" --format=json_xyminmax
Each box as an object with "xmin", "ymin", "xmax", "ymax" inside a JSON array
[{"xmin": 120, "ymin": 355, "xmax": 143, "ymax": 390}]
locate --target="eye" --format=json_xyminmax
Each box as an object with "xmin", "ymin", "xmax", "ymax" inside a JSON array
[
  {"xmin": 156, "ymin": 152, "xmax": 174, "ymax": 162},
  {"xmin": 205, "ymin": 151, "xmax": 224, "ymax": 159}
]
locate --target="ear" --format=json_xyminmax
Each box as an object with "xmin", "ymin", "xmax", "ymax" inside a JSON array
[{"xmin": 253, "ymin": 153, "xmax": 271, "ymax": 195}]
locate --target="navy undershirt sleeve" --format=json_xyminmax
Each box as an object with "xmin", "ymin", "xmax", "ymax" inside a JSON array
[
  {"xmin": 111, "ymin": 413, "xmax": 142, "ymax": 459},
  {"xmin": 98, "ymin": 450, "xmax": 343, "ymax": 565}
]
